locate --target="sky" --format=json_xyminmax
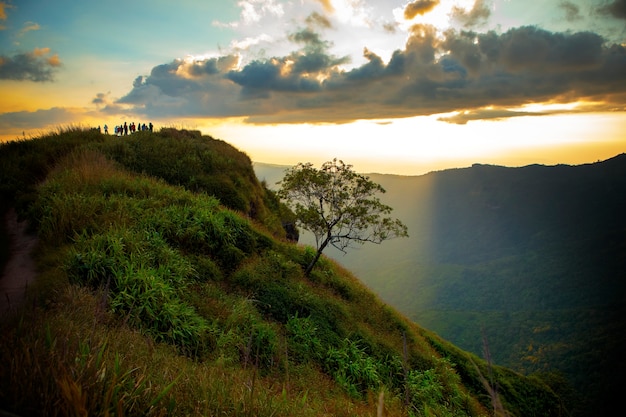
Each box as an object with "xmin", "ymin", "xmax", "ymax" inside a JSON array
[{"xmin": 1, "ymin": 0, "xmax": 625, "ymax": 175}]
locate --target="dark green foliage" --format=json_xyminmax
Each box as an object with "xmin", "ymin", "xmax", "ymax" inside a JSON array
[
  {"xmin": 230, "ymin": 254, "xmax": 347, "ymax": 346},
  {"xmin": 0, "ymin": 127, "xmax": 106, "ymax": 203},
  {"xmin": 285, "ymin": 313, "xmax": 324, "ymax": 363},
  {"xmin": 95, "ymin": 129, "xmax": 286, "ymax": 231},
  {"xmin": 424, "ymin": 333, "xmax": 563, "ymax": 417},
  {"xmin": 187, "ymin": 254, "xmax": 223, "ymax": 282},
  {"xmin": 325, "ymin": 338, "xmax": 382, "ymax": 398}
]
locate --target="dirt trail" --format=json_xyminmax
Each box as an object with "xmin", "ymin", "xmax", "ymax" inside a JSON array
[{"xmin": 0, "ymin": 208, "xmax": 38, "ymax": 315}]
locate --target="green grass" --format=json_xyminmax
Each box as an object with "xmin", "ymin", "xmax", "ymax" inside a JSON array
[{"xmin": 0, "ymin": 128, "xmax": 564, "ymax": 416}]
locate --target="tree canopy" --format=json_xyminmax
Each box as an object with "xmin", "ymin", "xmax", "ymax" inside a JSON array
[{"xmin": 278, "ymin": 159, "xmax": 408, "ymax": 276}]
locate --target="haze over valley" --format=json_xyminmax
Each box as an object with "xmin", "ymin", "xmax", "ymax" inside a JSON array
[{"xmin": 256, "ymin": 153, "xmax": 626, "ymax": 416}]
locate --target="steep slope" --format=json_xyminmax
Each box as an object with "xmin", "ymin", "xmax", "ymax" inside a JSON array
[
  {"xmin": 256, "ymin": 155, "xmax": 626, "ymax": 417},
  {"xmin": 0, "ymin": 129, "xmax": 561, "ymax": 416}
]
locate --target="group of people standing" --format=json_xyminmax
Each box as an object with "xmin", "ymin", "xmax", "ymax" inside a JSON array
[{"xmin": 101, "ymin": 121, "xmax": 153, "ymax": 136}]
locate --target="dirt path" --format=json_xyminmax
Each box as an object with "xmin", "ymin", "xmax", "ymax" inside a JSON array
[{"xmin": 0, "ymin": 208, "xmax": 38, "ymax": 315}]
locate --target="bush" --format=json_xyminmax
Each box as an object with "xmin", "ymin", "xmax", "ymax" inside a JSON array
[
  {"xmin": 324, "ymin": 338, "xmax": 381, "ymax": 399},
  {"xmin": 286, "ymin": 314, "xmax": 324, "ymax": 363}
]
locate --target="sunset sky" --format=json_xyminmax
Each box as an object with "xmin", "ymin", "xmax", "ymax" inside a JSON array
[{"xmin": 1, "ymin": 0, "xmax": 625, "ymax": 175}]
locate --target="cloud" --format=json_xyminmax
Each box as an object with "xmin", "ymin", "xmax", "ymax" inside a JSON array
[
  {"xmin": 0, "ymin": 107, "xmax": 77, "ymax": 129},
  {"xmin": 438, "ymin": 99, "xmax": 626, "ymax": 124},
  {"xmin": 0, "ymin": 47, "xmax": 62, "ymax": 82},
  {"xmin": 437, "ymin": 108, "xmax": 540, "ymax": 124},
  {"xmin": 0, "ymin": 1, "xmax": 12, "ymax": 21},
  {"xmin": 559, "ymin": 1, "xmax": 582, "ymax": 22},
  {"xmin": 404, "ymin": 0, "xmax": 440, "ymax": 20},
  {"xmin": 451, "ymin": 0, "xmax": 491, "ymax": 28},
  {"xmin": 314, "ymin": 0, "xmax": 335, "ymax": 13},
  {"xmin": 598, "ymin": 0, "xmax": 626, "ymax": 19},
  {"xmin": 0, "ymin": 1, "xmax": 14, "ymax": 30},
  {"xmin": 115, "ymin": 25, "xmax": 626, "ymax": 124},
  {"xmin": 18, "ymin": 21, "xmax": 40, "ymax": 36},
  {"xmin": 213, "ymin": 0, "xmax": 285, "ymax": 28},
  {"xmin": 306, "ymin": 12, "xmax": 332, "ymax": 29},
  {"xmin": 92, "ymin": 92, "xmax": 108, "ymax": 105},
  {"xmin": 90, "ymin": 91, "xmax": 127, "ymax": 114},
  {"xmin": 238, "ymin": 0, "xmax": 285, "ymax": 25},
  {"xmin": 383, "ymin": 21, "xmax": 399, "ymax": 33}
]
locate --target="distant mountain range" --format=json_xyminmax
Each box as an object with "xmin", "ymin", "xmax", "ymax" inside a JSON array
[{"xmin": 255, "ymin": 154, "xmax": 626, "ymax": 417}]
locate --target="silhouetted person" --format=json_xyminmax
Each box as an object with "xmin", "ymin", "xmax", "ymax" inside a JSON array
[
  {"xmin": 124, "ymin": 122, "xmax": 128, "ymax": 136},
  {"xmin": 149, "ymin": 122, "xmax": 153, "ymax": 132},
  {"xmin": 104, "ymin": 124, "xmax": 108, "ymax": 134}
]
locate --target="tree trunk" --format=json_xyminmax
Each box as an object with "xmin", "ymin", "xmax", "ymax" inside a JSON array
[{"xmin": 304, "ymin": 235, "xmax": 330, "ymax": 276}]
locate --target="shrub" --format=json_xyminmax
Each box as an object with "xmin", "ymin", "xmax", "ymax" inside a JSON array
[
  {"xmin": 324, "ymin": 338, "xmax": 382, "ymax": 399},
  {"xmin": 286, "ymin": 313, "xmax": 324, "ymax": 363}
]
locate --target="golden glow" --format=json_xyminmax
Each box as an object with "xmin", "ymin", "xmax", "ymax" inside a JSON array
[
  {"xmin": 517, "ymin": 101, "xmax": 582, "ymax": 113},
  {"xmin": 197, "ymin": 112, "xmax": 626, "ymax": 175},
  {"xmin": 0, "ymin": 82, "xmax": 64, "ymax": 112},
  {"xmin": 280, "ymin": 59, "xmax": 294, "ymax": 77},
  {"xmin": 3, "ymin": 111, "xmax": 624, "ymax": 174}
]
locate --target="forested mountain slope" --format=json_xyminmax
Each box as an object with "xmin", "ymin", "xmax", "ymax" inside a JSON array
[{"xmin": 256, "ymin": 154, "xmax": 626, "ymax": 417}]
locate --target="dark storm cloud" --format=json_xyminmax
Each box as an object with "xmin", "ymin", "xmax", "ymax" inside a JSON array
[
  {"xmin": 404, "ymin": 0, "xmax": 440, "ymax": 20},
  {"xmin": 116, "ymin": 25, "xmax": 626, "ymax": 123},
  {"xmin": 227, "ymin": 59, "xmax": 321, "ymax": 94},
  {"xmin": 598, "ymin": 0, "xmax": 626, "ymax": 19},
  {"xmin": 0, "ymin": 48, "xmax": 61, "ymax": 82},
  {"xmin": 471, "ymin": 26, "xmax": 605, "ymax": 72}
]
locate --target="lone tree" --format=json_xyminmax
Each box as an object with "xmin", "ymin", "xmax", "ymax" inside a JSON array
[{"xmin": 278, "ymin": 159, "xmax": 408, "ymax": 276}]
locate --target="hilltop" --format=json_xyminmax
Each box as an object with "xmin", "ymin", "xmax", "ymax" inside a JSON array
[
  {"xmin": 256, "ymin": 154, "xmax": 626, "ymax": 417},
  {"xmin": 0, "ymin": 128, "xmax": 561, "ymax": 416}
]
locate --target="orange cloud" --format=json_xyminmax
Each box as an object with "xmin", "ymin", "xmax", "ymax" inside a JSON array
[
  {"xmin": 47, "ymin": 54, "xmax": 61, "ymax": 67},
  {"xmin": 0, "ymin": 2, "xmax": 8, "ymax": 21},
  {"xmin": 404, "ymin": 0, "xmax": 440, "ymax": 20},
  {"xmin": 0, "ymin": 47, "xmax": 62, "ymax": 81},
  {"xmin": 315, "ymin": 0, "xmax": 334, "ymax": 13},
  {"xmin": 33, "ymin": 47, "xmax": 51, "ymax": 57}
]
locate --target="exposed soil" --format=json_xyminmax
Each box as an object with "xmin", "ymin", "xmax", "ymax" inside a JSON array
[{"xmin": 0, "ymin": 208, "xmax": 38, "ymax": 315}]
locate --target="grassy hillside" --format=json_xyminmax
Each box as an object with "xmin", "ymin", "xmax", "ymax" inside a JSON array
[
  {"xmin": 0, "ymin": 128, "xmax": 561, "ymax": 416},
  {"xmin": 256, "ymin": 156, "xmax": 626, "ymax": 417}
]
